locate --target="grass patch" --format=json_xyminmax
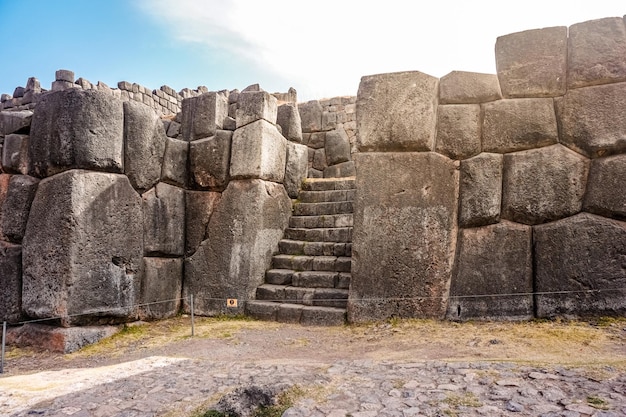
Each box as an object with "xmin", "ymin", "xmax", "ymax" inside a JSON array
[
  {"xmin": 253, "ymin": 385, "xmax": 306, "ymax": 417},
  {"xmin": 587, "ymin": 395, "xmax": 610, "ymax": 410},
  {"xmin": 443, "ymin": 392, "xmax": 482, "ymax": 408}
]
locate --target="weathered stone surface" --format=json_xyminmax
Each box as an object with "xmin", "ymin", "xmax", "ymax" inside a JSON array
[
  {"xmin": 556, "ymin": 82, "xmax": 626, "ymax": 158},
  {"xmin": 1, "ymin": 175, "xmax": 39, "ymax": 242},
  {"xmin": 435, "ymin": 104, "xmax": 481, "ymax": 160},
  {"xmin": 22, "ymin": 170, "xmax": 143, "ymax": 325},
  {"xmin": 448, "ymin": 221, "xmax": 533, "ymax": 320},
  {"xmin": 357, "ymin": 71, "xmax": 438, "ymax": 152},
  {"xmin": 184, "ymin": 180, "xmax": 291, "ymax": 315},
  {"xmin": 298, "ymin": 100, "xmax": 323, "ymax": 133},
  {"xmin": 439, "ymin": 71, "xmax": 502, "ymax": 104},
  {"xmin": 123, "ymin": 100, "xmax": 166, "ymax": 191},
  {"xmin": 139, "ymin": 257, "xmax": 183, "ymax": 320},
  {"xmin": 185, "ymin": 190, "xmax": 221, "ymax": 256},
  {"xmin": 583, "ymin": 154, "xmax": 626, "ymax": 220},
  {"xmin": 276, "ymin": 103, "xmax": 303, "ymax": 143},
  {"xmin": 502, "ymin": 144, "xmax": 589, "ymax": 225},
  {"xmin": 142, "ymin": 182, "xmax": 185, "ymax": 256},
  {"xmin": 534, "ymin": 213, "xmax": 626, "ymax": 317},
  {"xmin": 29, "ymin": 89, "xmax": 124, "ymax": 177},
  {"xmin": 482, "ymin": 98, "xmax": 558, "ymax": 153},
  {"xmin": 0, "ymin": 110, "xmax": 33, "ymax": 135},
  {"xmin": 55, "ymin": 69, "xmax": 75, "ymax": 82},
  {"xmin": 495, "ymin": 26, "xmax": 567, "ymax": 97},
  {"xmin": 2, "ymin": 134, "xmax": 30, "ymax": 174},
  {"xmin": 7, "ymin": 323, "xmax": 117, "ymax": 353},
  {"xmin": 325, "ymin": 130, "xmax": 351, "ymax": 166},
  {"xmin": 458, "ymin": 153, "xmax": 502, "ymax": 228},
  {"xmin": 324, "ymin": 161, "xmax": 356, "ymax": 178},
  {"xmin": 189, "ymin": 130, "xmax": 232, "ymax": 190},
  {"xmin": 568, "ymin": 17, "xmax": 626, "ymax": 88},
  {"xmin": 284, "ymin": 142, "xmax": 308, "ymax": 198},
  {"xmin": 0, "ymin": 241, "xmax": 21, "ymax": 323},
  {"xmin": 236, "ymin": 91, "xmax": 278, "ymax": 128},
  {"xmin": 161, "ymin": 137, "xmax": 188, "ymax": 187},
  {"xmin": 230, "ymin": 119, "xmax": 286, "ymax": 183},
  {"xmin": 312, "ymin": 149, "xmax": 326, "ymax": 171},
  {"xmin": 348, "ymin": 152, "xmax": 458, "ymax": 322},
  {"xmin": 181, "ymin": 92, "xmax": 228, "ymax": 141}
]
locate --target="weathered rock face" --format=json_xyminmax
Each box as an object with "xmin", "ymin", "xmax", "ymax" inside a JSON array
[
  {"xmin": 356, "ymin": 71, "xmax": 439, "ymax": 152},
  {"xmin": 449, "ymin": 221, "xmax": 533, "ymax": 320},
  {"xmin": 142, "ymin": 182, "xmax": 185, "ymax": 256},
  {"xmin": 284, "ymin": 142, "xmax": 308, "ymax": 198},
  {"xmin": 139, "ymin": 257, "xmax": 183, "ymax": 320},
  {"xmin": 0, "ymin": 110, "xmax": 33, "ymax": 135},
  {"xmin": 0, "ymin": 175, "xmax": 39, "ymax": 243},
  {"xmin": 189, "ymin": 130, "xmax": 232, "ymax": 190},
  {"xmin": 276, "ymin": 103, "xmax": 303, "ymax": 143},
  {"xmin": 236, "ymin": 91, "xmax": 278, "ymax": 128},
  {"xmin": 534, "ymin": 213, "xmax": 626, "ymax": 317},
  {"xmin": 185, "ymin": 190, "xmax": 221, "ymax": 256},
  {"xmin": 161, "ymin": 137, "xmax": 188, "ymax": 187},
  {"xmin": 502, "ymin": 145, "xmax": 589, "ymax": 225},
  {"xmin": 583, "ymin": 154, "xmax": 626, "ymax": 220},
  {"xmin": 230, "ymin": 120, "xmax": 286, "ymax": 183},
  {"xmin": 348, "ymin": 152, "xmax": 458, "ymax": 322},
  {"xmin": 22, "ymin": 170, "xmax": 143, "ymax": 325},
  {"xmin": 458, "ymin": 153, "xmax": 502, "ymax": 228},
  {"xmin": 495, "ymin": 26, "xmax": 567, "ymax": 97},
  {"xmin": 438, "ymin": 71, "xmax": 502, "ymax": 104},
  {"xmin": 2, "ymin": 133, "xmax": 30, "ymax": 174},
  {"xmin": 29, "ymin": 89, "xmax": 124, "ymax": 177},
  {"xmin": 181, "ymin": 92, "xmax": 228, "ymax": 141},
  {"xmin": 184, "ymin": 180, "xmax": 291, "ymax": 315},
  {"xmin": 298, "ymin": 100, "xmax": 323, "ymax": 133},
  {"xmin": 0, "ymin": 241, "xmax": 22, "ymax": 323},
  {"xmin": 435, "ymin": 104, "xmax": 481, "ymax": 160}
]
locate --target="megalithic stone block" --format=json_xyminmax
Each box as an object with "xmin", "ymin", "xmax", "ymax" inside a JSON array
[
  {"xmin": 439, "ymin": 71, "xmax": 502, "ymax": 104},
  {"xmin": 2, "ymin": 134, "xmax": 30, "ymax": 174},
  {"xmin": 284, "ymin": 142, "xmax": 308, "ymax": 198},
  {"xmin": 325, "ymin": 130, "xmax": 351, "ymax": 166},
  {"xmin": 161, "ymin": 137, "xmax": 188, "ymax": 188},
  {"xmin": 181, "ymin": 92, "xmax": 228, "ymax": 141},
  {"xmin": 458, "ymin": 153, "xmax": 503, "ymax": 228},
  {"xmin": 1, "ymin": 175, "xmax": 39, "ymax": 243},
  {"xmin": 139, "ymin": 257, "xmax": 183, "ymax": 320},
  {"xmin": 435, "ymin": 104, "xmax": 481, "ymax": 160},
  {"xmin": 298, "ymin": 100, "xmax": 323, "ymax": 133},
  {"xmin": 0, "ymin": 242, "xmax": 22, "ymax": 323},
  {"xmin": 185, "ymin": 190, "xmax": 221, "ymax": 256},
  {"xmin": 236, "ymin": 90, "xmax": 278, "ymax": 128},
  {"xmin": 583, "ymin": 154, "xmax": 626, "ymax": 220},
  {"xmin": 190, "ymin": 130, "xmax": 232, "ymax": 190},
  {"xmin": 276, "ymin": 103, "xmax": 303, "ymax": 143},
  {"xmin": 22, "ymin": 170, "xmax": 143, "ymax": 326},
  {"xmin": 142, "ymin": 182, "xmax": 185, "ymax": 256},
  {"xmin": 0, "ymin": 110, "xmax": 33, "ymax": 135}
]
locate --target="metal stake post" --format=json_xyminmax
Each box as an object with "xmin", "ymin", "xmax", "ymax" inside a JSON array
[
  {"xmin": 1, "ymin": 321, "xmax": 6, "ymax": 374},
  {"xmin": 190, "ymin": 295, "xmax": 195, "ymax": 337}
]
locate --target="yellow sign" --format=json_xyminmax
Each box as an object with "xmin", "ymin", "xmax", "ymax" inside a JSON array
[{"xmin": 226, "ymin": 299, "xmax": 238, "ymax": 308}]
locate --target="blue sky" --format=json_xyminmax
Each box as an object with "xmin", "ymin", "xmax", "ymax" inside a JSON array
[{"xmin": 1, "ymin": 1, "xmax": 624, "ymax": 101}]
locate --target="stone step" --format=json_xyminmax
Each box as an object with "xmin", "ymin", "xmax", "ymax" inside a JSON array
[
  {"xmin": 294, "ymin": 201, "xmax": 353, "ymax": 216},
  {"xmin": 289, "ymin": 214, "xmax": 353, "ymax": 229},
  {"xmin": 284, "ymin": 227, "xmax": 352, "ymax": 242},
  {"xmin": 301, "ymin": 177, "xmax": 356, "ymax": 191},
  {"xmin": 256, "ymin": 284, "xmax": 349, "ymax": 307},
  {"xmin": 278, "ymin": 240, "xmax": 352, "ymax": 257},
  {"xmin": 298, "ymin": 189, "xmax": 356, "ymax": 204},
  {"xmin": 265, "ymin": 269, "xmax": 294, "ymax": 285},
  {"xmin": 272, "ymin": 254, "xmax": 352, "ymax": 273},
  {"xmin": 245, "ymin": 301, "xmax": 346, "ymax": 326},
  {"xmin": 293, "ymin": 271, "xmax": 351, "ymax": 289}
]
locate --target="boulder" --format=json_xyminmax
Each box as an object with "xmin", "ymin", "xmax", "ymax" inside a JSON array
[
  {"xmin": 22, "ymin": 170, "xmax": 143, "ymax": 325},
  {"xmin": 142, "ymin": 182, "xmax": 185, "ymax": 256},
  {"xmin": 495, "ymin": 26, "xmax": 567, "ymax": 97},
  {"xmin": 0, "ymin": 110, "xmax": 33, "ymax": 135},
  {"xmin": 236, "ymin": 90, "xmax": 278, "ymax": 128},
  {"xmin": 1, "ymin": 175, "xmax": 39, "ymax": 243},
  {"xmin": 448, "ymin": 221, "xmax": 533, "ymax": 321},
  {"xmin": 139, "ymin": 257, "xmax": 183, "ymax": 320},
  {"xmin": 567, "ymin": 17, "xmax": 626, "ymax": 88},
  {"xmin": 29, "ymin": 89, "xmax": 124, "ymax": 177},
  {"xmin": 348, "ymin": 152, "xmax": 458, "ymax": 322},
  {"xmin": 0, "ymin": 242, "xmax": 21, "ymax": 323},
  {"xmin": 298, "ymin": 100, "xmax": 323, "ymax": 133},
  {"xmin": 458, "ymin": 153, "xmax": 502, "ymax": 228},
  {"xmin": 230, "ymin": 119, "xmax": 286, "ymax": 183},
  {"xmin": 276, "ymin": 103, "xmax": 303, "ymax": 143},
  {"xmin": 583, "ymin": 154, "xmax": 626, "ymax": 220},
  {"xmin": 161, "ymin": 137, "xmax": 188, "ymax": 187},
  {"xmin": 2, "ymin": 134, "xmax": 30, "ymax": 174},
  {"xmin": 534, "ymin": 213, "xmax": 626, "ymax": 317},
  {"xmin": 502, "ymin": 144, "xmax": 589, "ymax": 225},
  {"xmin": 325, "ymin": 129, "xmax": 351, "ymax": 166},
  {"xmin": 181, "ymin": 92, "xmax": 228, "ymax": 141},
  {"xmin": 184, "ymin": 180, "xmax": 291, "ymax": 315},
  {"xmin": 556, "ymin": 82, "xmax": 626, "ymax": 158},
  {"xmin": 482, "ymin": 98, "xmax": 558, "ymax": 153},
  {"xmin": 357, "ymin": 71, "xmax": 439, "ymax": 152},
  {"xmin": 435, "ymin": 104, "xmax": 481, "ymax": 160},
  {"xmin": 438, "ymin": 71, "xmax": 502, "ymax": 104},
  {"xmin": 123, "ymin": 101, "xmax": 167, "ymax": 191},
  {"xmin": 189, "ymin": 130, "xmax": 232, "ymax": 190},
  {"xmin": 284, "ymin": 142, "xmax": 308, "ymax": 198},
  {"xmin": 185, "ymin": 190, "xmax": 221, "ymax": 256}
]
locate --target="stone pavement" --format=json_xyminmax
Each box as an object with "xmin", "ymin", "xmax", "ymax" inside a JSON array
[{"xmin": 1, "ymin": 356, "xmax": 625, "ymax": 417}]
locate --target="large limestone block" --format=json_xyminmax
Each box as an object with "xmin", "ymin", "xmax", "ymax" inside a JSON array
[
  {"xmin": 142, "ymin": 182, "xmax": 185, "ymax": 256},
  {"xmin": 298, "ymin": 100, "xmax": 323, "ymax": 133},
  {"xmin": 161, "ymin": 137, "xmax": 188, "ymax": 187},
  {"xmin": 123, "ymin": 101, "xmax": 166, "ymax": 191},
  {"xmin": 0, "ymin": 110, "xmax": 33, "ymax": 135},
  {"xmin": 0, "ymin": 242, "xmax": 22, "ymax": 323},
  {"xmin": 482, "ymin": 98, "xmax": 558, "ymax": 153},
  {"xmin": 185, "ymin": 190, "xmax": 221, "ymax": 256},
  {"xmin": 556, "ymin": 82, "xmax": 626, "ymax": 158},
  {"xmin": 435, "ymin": 104, "xmax": 481, "ymax": 160},
  {"xmin": 29, "ymin": 89, "xmax": 124, "ymax": 177},
  {"xmin": 236, "ymin": 90, "xmax": 278, "ymax": 128},
  {"xmin": 184, "ymin": 180, "xmax": 291, "ymax": 315},
  {"xmin": 568, "ymin": 17, "xmax": 626, "ymax": 89},
  {"xmin": 2, "ymin": 133, "xmax": 30, "ymax": 174},
  {"xmin": 448, "ymin": 221, "xmax": 533, "ymax": 320},
  {"xmin": 348, "ymin": 152, "xmax": 458, "ymax": 322},
  {"xmin": 534, "ymin": 213, "xmax": 626, "ymax": 317},
  {"xmin": 458, "ymin": 153, "xmax": 502, "ymax": 228},
  {"xmin": 22, "ymin": 170, "xmax": 143, "ymax": 325},
  {"xmin": 181, "ymin": 92, "xmax": 228, "ymax": 141},
  {"xmin": 495, "ymin": 26, "xmax": 567, "ymax": 97},
  {"xmin": 189, "ymin": 130, "xmax": 232, "ymax": 190},
  {"xmin": 325, "ymin": 130, "xmax": 351, "ymax": 166},
  {"xmin": 584, "ymin": 155, "xmax": 626, "ymax": 220},
  {"xmin": 356, "ymin": 71, "xmax": 438, "ymax": 152},
  {"xmin": 1, "ymin": 175, "xmax": 39, "ymax": 243},
  {"xmin": 439, "ymin": 71, "xmax": 502, "ymax": 104},
  {"xmin": 230, "ymin": 119, "xmax": 287, "ymax": 183},
  {"xmin": 276, "ymin": 103, "xmax": 303, "ymax": 143},
  {"xmin": 284, "ymin": 142, "xmax": 308, "ymax": 198},
  {"xmin": 502, "ymin": 145, "xmax": 589, "ymax": 225},
  {"xmin": 139, "ymin": 257, "xmax": 182, "ymax": 320}
]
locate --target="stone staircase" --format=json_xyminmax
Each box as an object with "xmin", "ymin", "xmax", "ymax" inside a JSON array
[{"xmin": 245, "ymin": 177, "xmax": 355, "ymax": 325}]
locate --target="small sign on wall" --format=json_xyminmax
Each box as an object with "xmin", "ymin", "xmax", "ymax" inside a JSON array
[{"xmin": 226, "ymin": 299, "xmax": 238, "ymax": 308}]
